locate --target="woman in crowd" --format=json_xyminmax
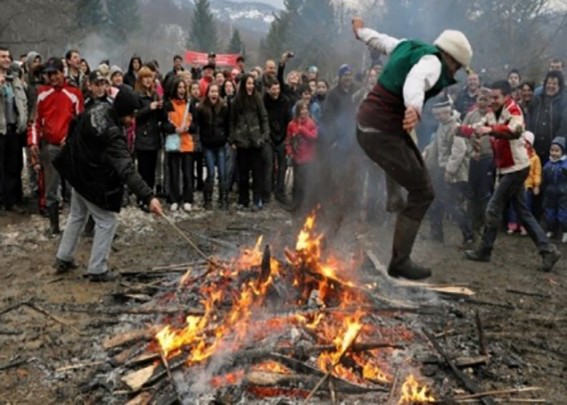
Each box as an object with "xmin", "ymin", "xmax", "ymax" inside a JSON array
[
  {"xmin": 124, "ymin": 55, "xmax": 142, "ymax": 88},
  {"xmin": 229, "ymin": 74, "xmax": 269, "ymax": 211},
  {"xmin": 519, "ymin": 81, "xmax": 535, "ymax": 115},
  {"xmin": 134, "ymin": 66, "xmax": 163, "ymax": 210},
  {"xmin": 80, "ymin": 58, "xmax": 91, "ymax": 76},
  {"xmin": 198, "ymin": 83, "xmax": 231, "ymax": 210},
  {"xmin": 162, "ymin": 77, "xmax": 197, "ymax": 212}
]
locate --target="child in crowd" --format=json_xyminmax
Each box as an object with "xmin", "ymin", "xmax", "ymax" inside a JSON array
[
  {"xmin": 459, "ymin": 88, "xmax": 496, "ymax": 237},
  {"xmin": 542, "ymin": 137, "xmax": 567, "ymax": 242},
  {"xmin": 426, "ymin": 100, "xmax": 473, "ymax": 245},
  {"xmin": 286, "ymin": 100, "xmax": 318, "ymax": 214},
  {"xmin": 507, "ymin": 131, "xmax": 541, "ymax": 235}
]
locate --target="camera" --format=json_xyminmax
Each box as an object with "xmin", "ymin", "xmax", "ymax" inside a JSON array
[{"xmin": 287, "ymin": 52, "xmax": 295, "ymax": 58}]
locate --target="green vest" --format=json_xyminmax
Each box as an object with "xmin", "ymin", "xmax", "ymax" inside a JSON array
[{"xmin": 379, "ymin": 40, "xmax": 456, "ymax": 102}]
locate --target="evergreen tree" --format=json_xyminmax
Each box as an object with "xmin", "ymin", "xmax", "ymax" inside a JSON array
[
  {"xmin": 77, "ymin": 0, "xmax": 106, "ymax": 33},
  {"xmin": 227, "ymin": 28, "xmax": 243, "ymax": 54},
  {"xmin": 260, "ymin": 12, "xmax": 292, "ymax": 60},
  {"xmin": 106, "ymin": 0, "xmax": 141, "ymax": 43},
  {"xmin": 188, "ymin": 0, "xmax": 218, "ymax": 52}
]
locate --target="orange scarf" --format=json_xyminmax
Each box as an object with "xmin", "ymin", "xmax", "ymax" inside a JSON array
[{"xmin": 168, "ymin": 99, "xmax": 195, "ymax": 152}]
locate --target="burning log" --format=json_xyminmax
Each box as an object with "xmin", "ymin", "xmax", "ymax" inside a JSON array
[{"xmin": 303, "ymin": 316, "xmax": 363, "ymax": 403}]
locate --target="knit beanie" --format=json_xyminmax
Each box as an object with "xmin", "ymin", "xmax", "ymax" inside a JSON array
[
  {"xmin": 523, "ymin": 131, "xmax": 534, "ymax": 146},
  {"xmin": 114, "ymin": 89, "xmax": 141, "ymax": 118},
  {"xmin": 434, "ymin": 30, "xmax": 473, "ymax": 68},
  {"xmin": 551, "ymin": 136, "xmax": 566, "ymax": 153},
  {"xmin": 432, "ymin": 99, "xmax": 453, "ymax": 114},
  {"xmin": 110, "ymin": 65, "xmax": 123, "ymax": 78},
  {"xmin": 338, "ymin": 64, "xmax": 352, "ymax": 78}
]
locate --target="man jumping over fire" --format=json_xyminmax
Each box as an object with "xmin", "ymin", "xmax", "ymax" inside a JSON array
[{"xmin": 352, "ymin": 18, "xmax": 472, "ymax": 280}]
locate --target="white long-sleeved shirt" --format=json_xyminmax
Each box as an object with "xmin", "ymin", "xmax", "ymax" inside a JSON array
[{"xmin": 356, "ymin": 27, "xmax": 443, "ymax": 115}]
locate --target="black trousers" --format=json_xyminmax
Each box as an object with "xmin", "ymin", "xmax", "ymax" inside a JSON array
[
  {"xmin": 357, "ymin": 128, "xmax": 435, "ymax": 222},
  {"xmin": 0, "ymin": 125, "xmax": 24, "ymax": 208},
  {"xmin": 136, "ymin": 149, "xmax": 158, "ymax": 191},
  {"xmin": 237, "ymin": 147, "xmax": 263, "ymax": 206},
  {"xmin": 168, "ymin": 152, "xmax": 194, "ymax": 204}
]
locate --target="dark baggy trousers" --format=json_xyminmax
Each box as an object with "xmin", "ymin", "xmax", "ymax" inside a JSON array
[{"xmin": 357, "ymin": 127, "xmax": 435, "ymax": 266}]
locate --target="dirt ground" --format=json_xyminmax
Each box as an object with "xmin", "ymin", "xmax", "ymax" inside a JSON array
[{"xmin": 0, "ymin": 199, "xmax": 565, "ymax": 404}]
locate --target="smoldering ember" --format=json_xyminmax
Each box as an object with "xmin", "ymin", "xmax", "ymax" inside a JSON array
[{"xmin": 1, "ymin": 0, "xmax": 567, "ymax": 403}]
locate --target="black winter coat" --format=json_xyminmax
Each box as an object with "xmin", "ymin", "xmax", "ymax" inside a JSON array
[
  {"xmin": 264, "ymin": 93, "xmax": 291, "ymax": 145},
  {"xmin": 229, "ymin": 94, "xmax": 269, "ymax": 149},
  {"xmin": 54, "ymin": 103, "xmax": 153, "ymax": 212},
  {"xmin": 135, "ymin": 92, "xmax": 163, "ymax": 151},
  {"xmin": 196, "ymin": 102, "xmax": 230, "ymax": 148},
  {"xmin": 527, "ymin": 93, "xmax": 567, "ymax": 162}
]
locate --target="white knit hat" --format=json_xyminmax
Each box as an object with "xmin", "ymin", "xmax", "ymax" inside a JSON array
[
  {"xmin": 523, "ymin": 131, "xmax": 534, "ymax": 146},
  {"xmin": 434, "ymin": 30, "xmax": 473, "ymax": 68}
]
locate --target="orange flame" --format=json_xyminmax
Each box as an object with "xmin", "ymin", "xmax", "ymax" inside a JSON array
[
  {"xmin": 252, "ymin": 360, "xmax": 292, "ymax": 375},
  {"xmin": 398, "ymin": 374, "xmax": 435, "ymax": 404}
]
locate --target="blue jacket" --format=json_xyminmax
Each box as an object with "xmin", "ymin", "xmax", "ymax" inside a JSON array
[{"xmin": 543, "ymin": 156, "xmax": 567, "ymax": 198}]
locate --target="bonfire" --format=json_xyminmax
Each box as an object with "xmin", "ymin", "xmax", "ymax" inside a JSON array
[{"xmin": 116, "ymin": 213, "xmax": 436, "ymax": 403}]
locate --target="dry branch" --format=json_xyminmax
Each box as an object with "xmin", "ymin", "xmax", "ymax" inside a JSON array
[{"xmin": 423, "ymin": 328, "xmax": 495, "ymax": 405}]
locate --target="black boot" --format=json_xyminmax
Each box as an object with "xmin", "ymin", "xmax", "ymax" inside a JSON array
[
  {"xmin": 204, "ymin": 184, "xmax": 213, "ymax": 211},
  {"xmin": 388, "ymin": 215, "xmax": 431, "ymax": 280},
  {"xmin": 48, "ymin": 205, "xmax": 60, "ymax": 236},
  {"xmin": 465, "ymin": 247, "xmax": 492, "ymax": 262},
  {"xmin": 219, "ymin": 188, "xmax": 229, "ymax": 210},
  {"xmin": 541, "ymin": 245, "xmax": 560, "ymax": 272},
  {"xmin": 386, "ymin": 175, "xmax": 405, "ymax": 213}
]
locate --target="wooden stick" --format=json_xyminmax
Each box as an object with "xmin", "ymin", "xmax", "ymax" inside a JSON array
[
  {"xmin": 475, "ymin": 310, "xmax": 488, "ymax": 356},
  {"xmin": 160, "ymin": 213, "xmax": 214, "ymax": 264},
  {"xmin": 0, "ymin": 300, "xmax": 30, "ymax": 317},
  {"xmin": 328, "ymin": 378, "xmax": 337, "ymax": 405},
  {"xmin": 302, "ymin": 327, "xmax": 362, "ymax": 404},
  {"xmin": 505, "ymin": 288, "xmax": 551, "ymax": 299},
  {"xmin": 158, "ymin": 348, "xmax": 182, "ymax": 404},
  {"xmin": 151, "ymin": 260, "xmax": 205, "ymax": 271},
  {"xmin": 387, "ymin": 370, "xmax": 401, "ymax": 405},
  {"xmin": 0, "ymin": 357, "xmax": 28, "ymax": 371},
  {"xmin": 423, "ymin": 328, "xmax": 495, "ymax": 405},
  {"xmin": 453, "ymin": 386, "xmax": 541, "ymax": 400},
  {"xmin": 55, "ymin": 360, "xmax": 105, "ymax": 373},
  {"xmin": 24, "ymin": 303, "xmax": 84, "ymax": 336}
]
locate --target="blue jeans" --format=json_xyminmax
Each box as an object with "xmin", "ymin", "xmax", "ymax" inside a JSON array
[
  {"xmin": 203, "ymin": 146, "xmax": 227, "ymax": 201},
  {"xmin": 481, "ymin": 168, "xmax": 552, "ymax": 253}
]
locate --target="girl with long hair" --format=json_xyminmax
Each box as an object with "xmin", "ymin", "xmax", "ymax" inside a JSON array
[
  {"xmin": 134, "ymin": 66, "xmax": 163, "ymax": 210},
  {"xmin": 162, "ymin": 77, "xmax": 198, "ymax": 211},
  {"xmin": 197, "ymin": 83, "xmax": 231, "ymax": 210},
  {"xmin": 229, "ymin": 74, "xmax": 269, "ymax": 210}
]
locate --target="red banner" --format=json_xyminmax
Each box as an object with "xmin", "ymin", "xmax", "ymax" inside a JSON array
[{"xmin": 185, "ymin": 51, "xmax": 240, "ymax": 67}]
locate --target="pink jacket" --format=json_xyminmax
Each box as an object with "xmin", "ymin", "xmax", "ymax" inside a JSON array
[{"xmin": 286, "ymin": 118, "xmax": 318, "ymax": 164}]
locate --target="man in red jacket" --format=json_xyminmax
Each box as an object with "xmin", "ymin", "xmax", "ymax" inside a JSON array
[{"xmin": 28, "ymin": 57, "xmax": 84, "ymax": 235}]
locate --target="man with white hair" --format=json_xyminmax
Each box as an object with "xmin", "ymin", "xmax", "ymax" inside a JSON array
[{"xmin": 352, "ymin": 17, "xmax": 473, "ymax": 280}]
